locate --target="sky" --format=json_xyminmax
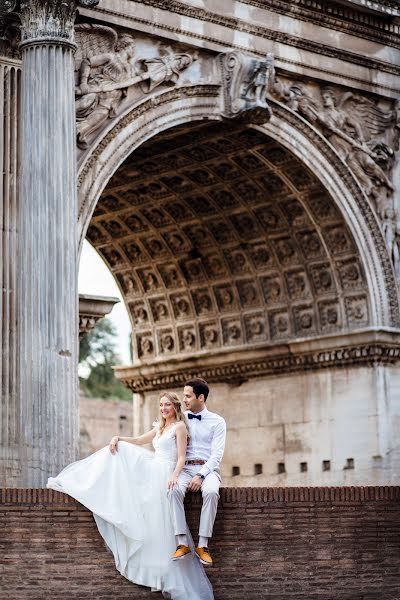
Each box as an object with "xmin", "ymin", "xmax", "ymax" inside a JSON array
[{"xmin": 78, "ymin": 240, "xmax": 131, "ymax": 365}]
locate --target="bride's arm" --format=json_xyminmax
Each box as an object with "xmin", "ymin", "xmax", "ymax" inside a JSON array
[
  {"xmin": 167, "ymin": 421, "xmax": 188, "ymax": 489},
  {"xmin": 109, "ymin": 428, "xmax": 157, "ymax": 454}
]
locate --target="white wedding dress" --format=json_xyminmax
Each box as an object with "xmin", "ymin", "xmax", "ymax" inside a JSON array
[{"xmin": 47, "ymin": 423, "xmax": 214, "ymax": 600}]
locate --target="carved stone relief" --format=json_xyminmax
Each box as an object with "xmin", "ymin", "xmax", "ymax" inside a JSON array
[
  {"xmin": 199, "ymin": 321, "xmax": 220, "ymax": 349},
  {"xmin": 293, "ymin": 305, "xmax": 315, "ymax": 335},
  {"xmin": 345, "ymin": 295, "xmax": 369, "ymax": 327},
  {"xmin": 318, "ymin": 300, "xmax": 341, "ymax": 332},
  {"xmin": 269, "ymin": 310, "xmax": 291, "ymax": 339},
  {"xmin": 74, "ymin": 24, "xmax": 196, "ymax": 149},
  {"xmin": 222, "ymin": 318, "xmax": 243, "ymax": 345},
  {"xmin": 271, "ymin": 75, "xmax": 400, "ymax": 273},
  {"xmin": 137, "ymin": 332, "xmax": 154, "ymax": 358},
  {"xmin": 178, "ymin": 326, "xmax": 197, "ymax": 352},
  {"xmin": 244, "ymin": 313, "xmax": 267, "ymax": 343},
  {"xmin": 129, "ymin": 301, "xmax": 149, "ymax": 327},
  {"xmin": 158, "ymin": 329, "xmax": 175, "ymax": 354}
]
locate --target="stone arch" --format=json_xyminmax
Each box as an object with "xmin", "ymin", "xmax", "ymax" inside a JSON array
[{"xmin": 77, "ymin": 88, "xmax": 399, "ymax": 352}]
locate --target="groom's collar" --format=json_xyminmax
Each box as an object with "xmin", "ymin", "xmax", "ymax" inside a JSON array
[{"xmin": 188, "ymin": 406, "xmax": 208, "ymax": 417}]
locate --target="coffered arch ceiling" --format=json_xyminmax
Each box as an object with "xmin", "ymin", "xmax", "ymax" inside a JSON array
[{"xmin": 86, "ymin": 121, "xmax": 370, "ymax": 362}]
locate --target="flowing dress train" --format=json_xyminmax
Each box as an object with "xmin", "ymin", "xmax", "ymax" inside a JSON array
[{"xmin": 47, "ymin": 423, "xmax": 214, "ymax": 600}]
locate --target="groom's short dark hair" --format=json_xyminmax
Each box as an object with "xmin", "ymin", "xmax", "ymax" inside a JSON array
[{"xmin": 185, "ymin": 378, "xmax": 209, "ymax": 401}]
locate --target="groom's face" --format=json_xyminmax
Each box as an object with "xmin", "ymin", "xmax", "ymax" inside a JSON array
[{"xmin": 183, "ymin": 385, "xmax": 204, "ymax": 413}]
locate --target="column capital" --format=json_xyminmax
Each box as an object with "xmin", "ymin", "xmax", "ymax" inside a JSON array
[{"xmin": 0, "ymin": 0, "xmax": 99, "ymax": 48}]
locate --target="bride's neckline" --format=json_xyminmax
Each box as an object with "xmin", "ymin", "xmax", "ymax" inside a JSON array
[{"xmin": 159, "ymin": 420, "xmax": 178, "ymax": 436}]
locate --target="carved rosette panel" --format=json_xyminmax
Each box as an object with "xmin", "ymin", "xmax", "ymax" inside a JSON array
[{"xmin": 87, "ymin": 121, "xmax": 372, "ymax": 361}]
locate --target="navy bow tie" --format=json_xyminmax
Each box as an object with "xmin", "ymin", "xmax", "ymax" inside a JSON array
[{"xmin": 188, "ymin": 413, "xmax": 202, "ymax": 421}]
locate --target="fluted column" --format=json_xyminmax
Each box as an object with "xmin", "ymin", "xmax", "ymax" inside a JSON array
[
  {"xmin": 14, "ymin": 0, "xmax": 97, "ymax": 486},
  {"xmin": 0, "ymin": 53, "xmax": 21, "ymax": 485}
]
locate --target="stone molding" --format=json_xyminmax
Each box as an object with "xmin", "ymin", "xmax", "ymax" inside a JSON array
[
  {"xmin": 88, "ymin": 1, "xmax": 400, "ymax": 83},
  {"xmin": 78, "ymin": 294, "xmax": 119, "ymax": 339},
  {"xmin": 239, "ymin": 0, "xmax": 400, "ymax": 47},
  {"xmin": 114, "ymin": 329, "xmax": 400, "ymax": 392}
]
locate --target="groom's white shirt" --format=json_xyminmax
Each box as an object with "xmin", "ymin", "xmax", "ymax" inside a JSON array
[{"xmin": 185, "ymin": 407, "xmax": 226, "ymax": 478}]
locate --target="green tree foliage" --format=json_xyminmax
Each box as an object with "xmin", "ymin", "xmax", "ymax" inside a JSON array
[{"xmin": 79, "ymin": 318, "xmax": 131, "ymax": 402}]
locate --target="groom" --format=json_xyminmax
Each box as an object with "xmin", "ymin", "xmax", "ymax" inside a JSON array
[{"xmin": 168, "ymin": 378, "xmax": 226, "ymax": 566}]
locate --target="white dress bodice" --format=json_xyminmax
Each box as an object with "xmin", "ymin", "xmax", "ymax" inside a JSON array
[{"xmin": 152, "ymin": 422, "xmax": 178, "ymax": 466}]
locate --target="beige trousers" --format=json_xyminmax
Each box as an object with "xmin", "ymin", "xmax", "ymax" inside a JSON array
[{"xmin": 167, "ymin": 464, "xmax": 221, "ymax": 539}]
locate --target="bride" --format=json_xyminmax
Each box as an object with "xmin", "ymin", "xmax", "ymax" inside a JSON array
[{"xmin": 47, "ymin": 392, "xmax": 214, "ymax": 600}]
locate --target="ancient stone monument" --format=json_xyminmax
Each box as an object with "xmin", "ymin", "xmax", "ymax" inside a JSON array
[{"xmin": 1, "ymin": 0, "xmax": 400, "ymax": 487}]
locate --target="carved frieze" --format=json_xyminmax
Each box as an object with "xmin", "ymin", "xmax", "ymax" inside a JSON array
[
  {"xmin": 74, "ymin": 24, "xmax": 196, "ymax": 148},
  {"xmin": 271, "ymin": 76, "xmax": 399, "ymax": 271}
]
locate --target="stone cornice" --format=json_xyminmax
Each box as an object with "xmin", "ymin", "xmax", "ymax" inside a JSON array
[
  {"xmin": 78, "ymin": 294, "xmax": 119, "ymax": 339},
  {"xmin": 87, "ymin": 1, "xmax": 400, "ymax": 91},
  {"xmin": 238, "ymin": 0, "xmax": 400, "ymax": 49},
  {"xmin": 114, "ymin": 329, "xmax": 400, "ymax": 392}
]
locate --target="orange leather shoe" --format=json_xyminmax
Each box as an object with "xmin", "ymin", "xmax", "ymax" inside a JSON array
[
  {"xmin": 171, "ymin": 545, "xmax": 191, "ymax": 560},
  {"xmin": 195, "ymin": 546, "xmax": 213, "ymax": 565}
]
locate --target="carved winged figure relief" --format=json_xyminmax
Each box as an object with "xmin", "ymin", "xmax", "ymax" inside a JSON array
[
  {"xmin": 274, "ymin": 81, "xmax": 397, "ymax": 217},
  {"xmin": 75, "ymin": 24, "xmax": 136, "ymax": 148},
  {"xmin": 74, "ymin": 25, "xmax": 196, "ymax": 148}
]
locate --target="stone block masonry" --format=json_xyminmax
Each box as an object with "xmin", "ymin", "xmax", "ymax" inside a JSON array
[{"xmin": 0, "ymin": 487, "xmax": 399, "ymax": 599}]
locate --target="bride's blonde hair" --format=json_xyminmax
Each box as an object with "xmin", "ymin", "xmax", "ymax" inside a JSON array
[{"xmin": 158, "ymin": 391, "xmax": 189, "ymax": 436}]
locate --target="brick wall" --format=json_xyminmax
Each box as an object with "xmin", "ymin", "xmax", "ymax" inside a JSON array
[{"xmin": 1, "ymin": 487, "xmax": 400, "ymax": 599}]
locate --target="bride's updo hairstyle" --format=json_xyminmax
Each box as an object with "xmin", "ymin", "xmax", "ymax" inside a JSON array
[{"xmin": 158, "ymin": 391, "xmax": 189, "ymax": 436}]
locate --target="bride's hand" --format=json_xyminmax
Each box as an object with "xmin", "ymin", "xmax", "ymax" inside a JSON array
[
  {"xmin": 109, "ymin": 436, "xmax": 119, "ymax": 454},
  {"xmin": 167, "ymin": 474, "xmax": 179, "ymax": 489}
]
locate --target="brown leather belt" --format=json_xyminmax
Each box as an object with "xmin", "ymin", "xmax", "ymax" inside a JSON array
[{"xmin": 185, "ymin": 459, "xmax": 205, "ymax": 465}]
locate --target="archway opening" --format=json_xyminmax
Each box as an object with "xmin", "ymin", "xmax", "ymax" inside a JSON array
[
  {"xmin": 87, "ymin": 120, "xmax": 370, "ymax": 361},
  {"xmin": 81, "ymin": 120, "xmax": 390, "ymax": 487}
]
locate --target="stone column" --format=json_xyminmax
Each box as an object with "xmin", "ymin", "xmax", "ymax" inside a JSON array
[
  {"xmin": 0, "ymin": 38, "xmax": 21, "ymax": 485},
  {"xmin": 13, "ymin": 0, "xmax": 97, "ymax": 486}
]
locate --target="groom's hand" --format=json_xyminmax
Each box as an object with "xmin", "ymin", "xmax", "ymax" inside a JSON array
[{"xmin": 187, "ymin": 475, "xmax": 202, "ymax": 492}]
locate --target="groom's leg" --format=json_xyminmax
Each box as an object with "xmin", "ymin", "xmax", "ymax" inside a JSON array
[
  {"xmin": 199, "ymin": 472, "xmax": 221, "ymax": 539},
  {"xmin": 167, "ymin": 468, "xmax": 192, "ymax": 535}
]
